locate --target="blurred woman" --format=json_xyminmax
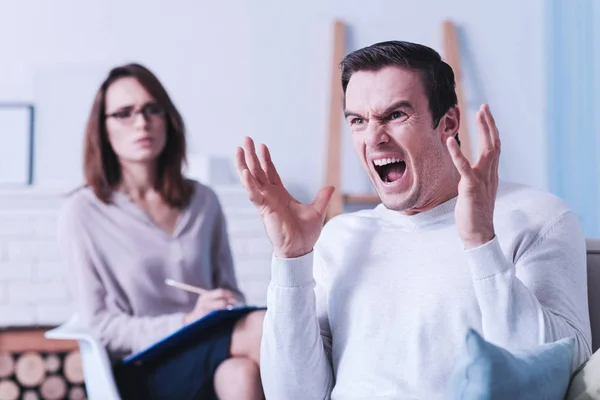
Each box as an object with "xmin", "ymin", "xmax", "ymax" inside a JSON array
[{"xmin": 58, "ymin": 63, "xmax": 265, "ymax": 400}]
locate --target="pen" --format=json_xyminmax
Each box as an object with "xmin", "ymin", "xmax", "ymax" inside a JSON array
[
  {"xmin": 165, "ymin": 279, "xmax": 208, "ymax": 295},
  {"xmin": 165, "ymin": 279, "xmax": 236, "ymax": 310}
]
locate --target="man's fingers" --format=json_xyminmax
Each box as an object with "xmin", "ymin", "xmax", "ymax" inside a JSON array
[
  {"xmin": 243, "ymin": 137, "xmax": 268, "ymax": 185},
  {"xmin": 447, "ymin": 136, "xmax": 475, "ymax": 180},
  {"xmin": 311, "ymin": 186, "xmax": 336, "ymax": 218},
  {"xmin": 487, "ymin": 106, "xmax": 500, "ymax": 181},
  {"xmin": 259, "ymin": 143, "xmax": 283, "ymax": 186},
  {"xmin": 483, "ymin": 104, "xmax": 500, "ymax": 146},
  {"xmin": 237, "ymin": 145, "xmax": 267, "ymax": 206},
  {"xmin": 474, "ymin": 105, "xmax": 500, "ymax": 172},
  {"xmin": 241, "ymin": 169, "xmax": 264, "ymax": 206},
  {"xmin": 491, "ymin": 152, "xmax": 500, "ymax": 184},
  {"xmin": 476, "ymin": 105, "xmax": 493, "ymax": 159},
  {"xmin": 235, "ymin": 147, "xmax": 249, "ymax": 181}
]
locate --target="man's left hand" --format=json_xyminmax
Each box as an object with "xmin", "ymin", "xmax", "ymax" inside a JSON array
[{"xmin": 447, "ymin": 104, "xmax": 500, "ymax": 249}]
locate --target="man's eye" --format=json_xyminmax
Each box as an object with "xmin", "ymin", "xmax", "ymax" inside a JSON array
[
  {"xmin": 351, "ymin": 118, "xmax": 364, "ymax": 125},
  {"xmin": 390, "ymin": 111, "xmax": 404, "ymax": 120}
]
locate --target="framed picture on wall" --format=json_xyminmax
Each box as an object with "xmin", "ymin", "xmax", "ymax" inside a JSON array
[{"xmin": 0, "ymin": 103, "xmax": 35, "ymax": 185}]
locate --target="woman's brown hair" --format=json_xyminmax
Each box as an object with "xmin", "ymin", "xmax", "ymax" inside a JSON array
[{"xmin": 83, "ymin": 63, "xmax": 193, "ymax": 208}]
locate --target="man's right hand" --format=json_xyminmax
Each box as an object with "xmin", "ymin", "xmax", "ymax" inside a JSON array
[{"xmin": 235, "ymin": 137, "xmax": 335, "ymax": 259}]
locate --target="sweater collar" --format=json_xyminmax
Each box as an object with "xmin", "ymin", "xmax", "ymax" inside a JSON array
[{"xmin": 374, "ymin": 196, "xmax": 457, "ymax": 230}]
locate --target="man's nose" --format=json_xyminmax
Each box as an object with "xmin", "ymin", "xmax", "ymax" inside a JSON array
[{"xmin": 365, "ymin": 122, "xmax": 390, "ymax": 148}]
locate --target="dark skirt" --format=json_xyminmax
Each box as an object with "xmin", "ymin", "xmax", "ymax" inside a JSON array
[{"xmin": 113, "ymin": 317, "xmax": 238, "ymax": 400}]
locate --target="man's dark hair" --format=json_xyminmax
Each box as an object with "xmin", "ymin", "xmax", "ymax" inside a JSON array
[{"xmin": 341, "ymin": 40, "xmax": 460, "ymax": 144}]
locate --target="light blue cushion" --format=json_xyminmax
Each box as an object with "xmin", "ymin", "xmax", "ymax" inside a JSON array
[{"xmin": 446, "ymin": 329, "xmax": 575, "ymax": 400}]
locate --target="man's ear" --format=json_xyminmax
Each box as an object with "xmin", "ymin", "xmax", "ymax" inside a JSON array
[{"xmin": 439, "ymin": 106, "xmax": 460, "ymax": 142}]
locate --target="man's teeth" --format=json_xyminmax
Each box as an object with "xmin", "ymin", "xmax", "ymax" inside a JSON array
[{"xmin": 373, "ymin": 157, "xmax": 403, "ymax": 166}]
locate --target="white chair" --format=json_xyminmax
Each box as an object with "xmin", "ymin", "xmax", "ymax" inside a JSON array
[{"xmin": 44, "ymin": 314, "xmax": 121, "ymax": 400}]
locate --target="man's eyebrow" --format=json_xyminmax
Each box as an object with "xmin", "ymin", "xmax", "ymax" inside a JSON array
[
  {"xmin": 377, "ymin": 100, "xmax": 413, "ymax": 117},
  {"xmin": 344, "ymin": 110, "xmax": 363, "ymax": 119},
  {"xmin": 344, "ymin": 100, "xmax": 414, "ymax": 120}
]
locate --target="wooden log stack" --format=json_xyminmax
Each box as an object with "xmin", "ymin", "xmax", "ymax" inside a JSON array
[{"xmin": 0, "ymin": 329, "xmax": 87, "ymax": 400}]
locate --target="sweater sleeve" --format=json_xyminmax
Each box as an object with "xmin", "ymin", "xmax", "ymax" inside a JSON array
[
  {"xmin": 259, "ymin": 251, "xmax": 334, "ymax": 400},
  {"xmin": 466, "ymin": 211, "xmax": 592, "ymax": 369},
  {"xmin": 58, "ymin": 203, "xmax": 185, "ymax": 359}
]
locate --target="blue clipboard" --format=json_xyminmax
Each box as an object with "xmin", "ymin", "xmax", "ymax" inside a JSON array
[{"xmin": 121, "ymin": 305, "xmax": 266, "ymax": 366}]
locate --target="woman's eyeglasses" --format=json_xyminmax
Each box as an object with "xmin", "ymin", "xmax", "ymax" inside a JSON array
[{"xmin": 105, "ymin": 103, "xmax": 165, "ymax": 125}]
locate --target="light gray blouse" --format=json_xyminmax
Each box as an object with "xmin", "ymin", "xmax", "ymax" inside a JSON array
[{"xmin": 57, "ymin": 181, "xmax": 244, "ymax": 360}]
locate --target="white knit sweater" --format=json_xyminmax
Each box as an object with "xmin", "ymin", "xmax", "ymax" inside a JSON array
[{"xmin": 260, "ymin": 181, "xmax": 592, "ymax": 399}]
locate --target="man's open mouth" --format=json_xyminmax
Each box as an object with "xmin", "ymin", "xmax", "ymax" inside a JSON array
[{"xmin": 373, "ymin": 158, "xmax": 406, "ymax": 183}]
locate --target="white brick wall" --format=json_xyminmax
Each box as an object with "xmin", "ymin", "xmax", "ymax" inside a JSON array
[{"xmin": 0, "ymin": 186, "xmax": 273, "ymax": 328}]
